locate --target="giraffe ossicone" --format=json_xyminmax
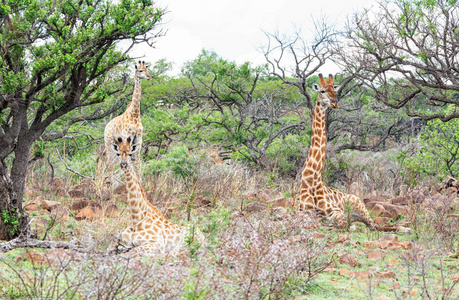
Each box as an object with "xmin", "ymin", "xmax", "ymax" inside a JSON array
[
  {"xmin": 298, "ymin": 74, "xmax": 410, "ymax": 233},
  {"xmin": 117, "ymin": 139, "xmax": 206, "ymax": 257},
  {"xmin": 104, "ymin": 61, "xmax": 151, "ymax": 181}
]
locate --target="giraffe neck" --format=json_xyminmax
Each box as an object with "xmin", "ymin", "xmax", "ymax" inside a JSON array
[
  {"xmin": 123, "ymin": 165, "xmax": 161, "ymax": 224},
  {"xmin": 126, "ymin": 75, "xmax": 142, "ymax": 119},
  {"xmin": 301, "ymin": 101, "xmax": 327, "ymax": 187}
]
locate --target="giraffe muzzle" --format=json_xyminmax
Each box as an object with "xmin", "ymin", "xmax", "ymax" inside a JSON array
[{"xmin": 120, "ymin": 162, "xmax": 128, "ymax": 169}]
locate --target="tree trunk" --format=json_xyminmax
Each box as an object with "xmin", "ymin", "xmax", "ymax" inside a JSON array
[
  {"xmin": 0, "ymin": 170, "xmax": 30, "ymax": 241},
  {"xmin": 0, "ymin": 136, "xmax": 32, "ymax": 241}
]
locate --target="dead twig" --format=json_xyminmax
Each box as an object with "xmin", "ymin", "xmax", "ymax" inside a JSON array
[{"xmin": 55, "ymin": 147, "xmax": 94, "ymax": 180}]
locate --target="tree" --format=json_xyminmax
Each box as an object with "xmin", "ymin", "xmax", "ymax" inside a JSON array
[
  {"xmin": 261, "ymin": 19, "xmax": 338, "ymax": 118},
  {"xmin": 401, "ymin": 113, "xmax": 459, "ymax": 184},
  {"xmin": 337, "ymin": 0, "xmax": 459, "ymax": 121},
  {"xmin": 261, "ymin": 21, "xmax": 414, "ymax": 154},
  {"xmin": 158, "ymin": 50, "xmax": 308, "ymax": 171},
  {"xmin": 0, "ymin": 0, "xmax": 165, "ymax": 240}
]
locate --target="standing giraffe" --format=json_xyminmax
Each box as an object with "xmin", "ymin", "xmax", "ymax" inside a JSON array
[
  {"xmin": 299, "ymin": 74, "xmax": 406, "ymax": 231},
  {"xmin": 104, "ymin": 61, "xmax": 151, "ymax": 180},
  {"xmin": 116, "ymin": 138, "xmax": 206, "ymax": 257}
]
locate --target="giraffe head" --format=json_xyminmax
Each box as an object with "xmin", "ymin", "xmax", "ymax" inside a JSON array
[
  {"xmin": 112, "ymin": 136, "xmax": 139, "ymax": 170},
  {"xmin": 135, "ymin": 61, "xmax": 152, "ymax": 80},
  {"xmin": 313, "ymin": 74, "xmax": 340, "ymax": 109}
]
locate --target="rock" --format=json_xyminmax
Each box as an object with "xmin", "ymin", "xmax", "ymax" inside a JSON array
[
  {"xmin": 50, "ymin": 178, "xmax": 64, "ymax": 190},
  {"xmin": 445, "ymin": 186, "xmax": 458, "ymax": 196},
  {"xmin": 261, "ymin": 189, "xmax": 284, "ymax": 200},
  {"xmin": 195, "ymin": 207, "xmax": 210, "ymax": 216},
  {"xmin": 367, "ymin": 249, "xmax": 387, "ymax": 260},
  {"xmin": 104, "ymin": 203, "xmax": 120, "ymax": 217},
  {"xmin": 376, "ymin": 270, "xmax": 396, "ymax": 278},
  {"xmin": 80, "ymin": 178, "xmax": 94, "ymax": 187},
  {"xmin": 312, "ymin": 232, "xmax": 326, "ymax": 239},
  {"xmin": 271, "ymin": 206, "xmax": 288, "ymax": 220},
  {"xmin": 68, "ymin": 179, "xmax": 96, "ymax": 199},
  {"xmin": 239, "ymin": 189, "xmax": 284, "ymax": 204},
  {"xmin": 75, "ymin": 207, "xmax": 95, "ymax": 220},
  {"xmin": 68, "ymin": 185, "xmax": 85, "ymax": 198},
  {"xmin": 381, "ymin": 211, "xmax": 393, "ymax": 218},
  {"xmin": 24, "ymin": 198, "xmax": 41, "ymax": 212},
  {"xmin": 340, "ymin": 254, "xmax": 359, "ymax": 267},
  {"xmin": 98, "ymin": 187, "xmax": 111, "ymax": 201},
  {"xmin": 24, "ymin": 188, "xmax": 35, "ymax": 198},
  {"xmin": 371, "ymin": 204, "xmax": 386, "ymax": 216},
  {"xmin": 70, "ymin": 199, "xmax": 102, "ymax": 212},
  {"xmin": 374, "ymin": 217, "xmax": 391, "ymax": 225},
  {"xmin": 14, "ymin": 250, "xmax": 45, "ymax": 265},
  {"xmin": 379, "ymin": 203, "xmax": 406, "ymax": 219},
  {"xmin": 364, "ymin": 201, "xmax": 378, "ymax": 210},
  {"xmin": 266, "ymin": 197, "xmax": 288, "ymax": 208},
  {"xmin": 43, "ymin": 249, "xmax": 79, "ymax": 267},
  {"xmin": 40, "ymin": 200, "xmax": 61, "ymax": 211},
  {"xmin": 50, "ymin": 178, "xmax": 66, "ymax": 197},
  {"xmin": 195, "ymin": 196, "xmax": 213, "ymax": 207},
  {"xmin": 363, "ymin": 195, "xmax": 386, "ymax": 205},
  {"xmin": 444, "ymin": 175, "xmax": 456, "ymax": 187},
  {"xmin": 25, "ymin": 203, "xmax": 39, "ymax": 212},
  {"xmin": 364, "ymin": 234, "xmax": 413, "ymax": 250},
  {"xmin": 244, "ymin": 202, "xmax": 267, "ymax": 212},
  {"xmin": 114, "ymin": 184, "xmax": 127, "ymax": 195},
  {"xmin": 339, "ymin": 269, "xmax": 369, "ymax": 279},
  {"xmin": 339, "ymin": 269, "xmax": 354, "ymax": 277},
  {"xmin": 271, "ymin": 206, "xmax": 288, "ymax": 215},
  {"xmin": 50, "ymin": 206, "xmax": 69, "ymax": 220},
  {"xmin": 391, "ymin": 196, "xmax": 409, "ymax": 206},
  {"xmin": 256, "ymin": 191, "xmax": 271, "ymax": 202}
]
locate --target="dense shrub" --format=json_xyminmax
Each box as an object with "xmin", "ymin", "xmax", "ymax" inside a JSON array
[{"xmin": 400, "ymin": 118, "xmax": 459, "ymax": 186}]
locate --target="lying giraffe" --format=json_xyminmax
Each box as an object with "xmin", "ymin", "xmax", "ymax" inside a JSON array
[
  {"xmin": 104, "ymin": 61, "xmax": 151, "ymax": 181},
  {"xmin": 116, "ymin": 137, "xmax": 206, "ymax": 257},
  {"xmin": 298, "ymin": 74, "xmax": 409, "ymax": 232}
]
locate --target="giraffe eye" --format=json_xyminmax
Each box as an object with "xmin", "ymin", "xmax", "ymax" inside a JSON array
[
  {"xmin": 113, "ymin": 144, "xmax": 118, "ymax": 151},
  {"xmin": 127, "ymin": 136, "xmax": 131, "ymax": 143},
  {"xmin": 131, "ymin": 145, "xmax": 136, "ymax": 151},
  {"xmin": 117, "ymin": 137, "xmax": 122, "ymax": 143}
]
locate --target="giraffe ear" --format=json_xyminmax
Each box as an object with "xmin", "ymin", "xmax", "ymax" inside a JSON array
[
  {"xmin": 313, "ymin": 84, "xmax": 320, "ymax": 92},
  {"xmin": 333, "ymin": 85, "xmax": 341, "ymax": 91},
  {"xmin": 135, "ymin": 65, "xmax": 138, "ymax": 70}
]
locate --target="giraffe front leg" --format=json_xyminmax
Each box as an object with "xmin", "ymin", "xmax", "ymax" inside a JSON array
[
  {"xmin": 130, "ymin": 242, "xmax": 166, "ymax": 258},
  {"xmin": 329, "ymin": 208, "xmax": 349, "ymax": 229},
  {"xmin": 347, "ymin": 195, "xmax": 376, "ymax": 231},
  {"xmin": 298, "ymin": 193, "xmax": 316, "ymax": 211},
  {"xmin": 121, "ymin": 227, "xmax": 135, "ymax": 248}
]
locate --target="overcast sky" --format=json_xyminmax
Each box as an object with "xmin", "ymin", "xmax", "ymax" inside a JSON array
[{"xmin": 129, "ymin": 0, "xmax": 377, "ymax": 75}]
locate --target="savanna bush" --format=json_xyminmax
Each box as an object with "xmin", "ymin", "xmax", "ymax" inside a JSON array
[
  {"xmin": 400, "ymin": 118, "xmax": 459, "ymax": 186},
  {"xmin": 323, "ymin": 148, "xmax": 402, "ymax": 195},
  {"xmin": 144, "ymin": 145, "xmax": 196, "ymax": 180}
]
